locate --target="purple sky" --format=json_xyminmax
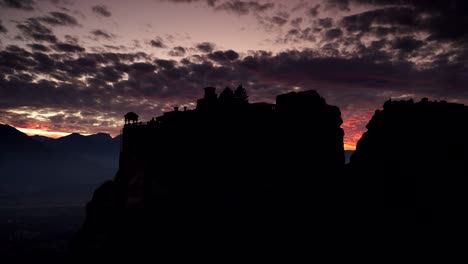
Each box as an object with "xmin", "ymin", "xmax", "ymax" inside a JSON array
[{"xmin": 1, "ymin": 0, "xmax": 468, "ymax": 149}]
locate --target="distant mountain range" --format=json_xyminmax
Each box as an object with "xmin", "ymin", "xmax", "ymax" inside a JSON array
[{"xmin": 0, "ymin": 124, "xmax": 120, "ymax": 207}]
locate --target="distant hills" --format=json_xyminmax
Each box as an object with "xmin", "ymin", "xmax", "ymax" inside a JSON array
[{"xmin": 0, "ymin": 124, "xmax": 120, "ymax": 207}]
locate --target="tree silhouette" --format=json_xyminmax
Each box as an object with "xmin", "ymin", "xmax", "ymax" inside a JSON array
[{"xmin": 234, "ymin": 85, "xmax": 248, "ymax": 104}]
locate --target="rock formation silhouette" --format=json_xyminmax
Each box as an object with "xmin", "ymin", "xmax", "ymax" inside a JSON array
[
  {"xmin": 73, "ymin": 86, "xmax": 345, "ymax": 260},
  {"xmin": 74, "ymin": 92, "xmax": 468, "ymax": 260},
  {"xmin": 347, "ymin": 98, "xmax": 468, "ymax": 258}
]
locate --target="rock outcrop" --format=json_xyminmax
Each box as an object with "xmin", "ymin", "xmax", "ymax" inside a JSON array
[
  {"xmin": 73, "ymin": 87, "xmax": 345, "ymax": 260},
  {"xmin": 348, "ymin": 98, "xmax": 468, "ymax": 255}
]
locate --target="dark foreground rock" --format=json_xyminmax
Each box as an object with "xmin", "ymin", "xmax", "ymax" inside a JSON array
[{"xmin": 73, "ymin": 87, "xmax": 346, "ymax": 260}]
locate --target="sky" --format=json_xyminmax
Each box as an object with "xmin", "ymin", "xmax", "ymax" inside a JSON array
[{"xmin": 1, "ymin": 0, "xmax": 468, "ymax": 149}]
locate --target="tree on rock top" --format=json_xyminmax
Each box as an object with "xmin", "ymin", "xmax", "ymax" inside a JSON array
[{"xmin": 234, "ymin": 85, "xmax": 248, "ymax": 104}]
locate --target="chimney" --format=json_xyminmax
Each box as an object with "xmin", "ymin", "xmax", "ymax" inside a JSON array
[
  {"xmin": 184, "ymin": 106, "xmax": 187, "ymax": 111},
  {"xmin": 174, "ymin": 106, "xmax": 179, "ymax": 112}
]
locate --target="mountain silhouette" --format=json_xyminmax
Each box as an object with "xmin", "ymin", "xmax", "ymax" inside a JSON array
[
  {"xmin": 30, "ymin": 134, "xmax": 53, "ymax": 142},
  {"xmin": 0, "ymin": 125, "xmax": 119, "ymax": 207},
  {"xmin": 43, "ymin": 132, "xmax": 119, "ymax": 168},
  {"xmin": 73, "ymin": 87, "xmax": 346, "ymax": 260},
  {"xmin": 0, "ymin": 124, "xmax": 43, "ymax": 154}
]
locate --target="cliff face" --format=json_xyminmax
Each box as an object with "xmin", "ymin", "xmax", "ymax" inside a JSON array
[
  {"xmin": 348, "ymin": 98, "xmax": 468, "ymax": 252},
  {"xmin": 73, "ymin": 88, "xmax": 345, "ymax": 259}
]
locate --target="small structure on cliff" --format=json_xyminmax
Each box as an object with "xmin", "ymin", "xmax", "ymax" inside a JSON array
[{"xmin": 124, "ymin": 112, "xmax": 139, "ymax": 124}]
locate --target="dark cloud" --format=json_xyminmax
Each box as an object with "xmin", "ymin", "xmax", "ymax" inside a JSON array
[
  {"xmin": 64, "ymin": 35, "xmax": 79, "ymax": 44},
  {"xmin": 318, "ymin": 18, "xmax": 333, "ymax": 28},
  {"xmin": 215, "ymin": 0, "xmax": 274, "ymax": 15},
  {"xmin": 16, "ymin": 18, "xmax": 57, "ymax": 43},
  {"xmin": 150, "ymin": 37, "xmax": 167, "ymax": 48},
  {"xmin": 1, "ymin": 43, "xmax": 467, "ymax": 138},
  {"xmin": 30, "ymin": 33, "xmax": 57, "ymax": 43},
  {"xmin": 168, "ymin": 46, "xmax": 186, "ymax": 56},
  {"xmin": 269, "ymin": 12, "xmax": 289, "ymax": 27},
  {"xmin": 196, "ymin": 42, "xmax": 215, "ymax": 53},
  {"xmin": 208, "ymin": 50, "xmax": 239, "ymax": 62},
  {"xmin": 280, "ymin": 28, "xmax": 315, "ymax": 43},
  {"xmin": 155, "ymin": 59, "xmax": 176, "ymax": 69},
  {"xmin": 308, "ymin": 4, "xmax": 321, "ymax": 17},
  {"xmin": 2, "ymin": 47, "xmax": 466, "ymax": 111},
  {"xmin": 52, "ymin": 43, "xmax": 85, "ymax": 53},
  {"xmin": 290, "ymin": 17, "xmax": 303, "ymax": 28},
  {"xmin": 130, "ymin": 62, "xmax": 156, "ymax": 73},
  {"xmin": 164, "ymin": 0, "xmax": 204, "ymax": 3},
  {"xmin": 325, "ymin": 0, "xmax": 350, "ymax": 11},
  {"xmin": 324, "ymin": 28, "xmax": 343, "ymax": 40},
  {"xmin": 90, "ymin": 29, "xmax": 116, "ymax": 40},
  {"xmin": 0, "ymin": 47, "xmax": 35, "ymax": 72},
  {"xmin": 28, "ymin": 43, "xmax": 51, "ymax": 52},
  {"xmin": 336, "ymin": 0, "xmax": 468, "ymax": 44},
  {"xmin": 0, "ymin": 0, "xmax": 35, "ymax": 11},
  {"xmin": 104, "ymin": 45, "xmax": 120, "ymax": 51},
  {"xmin": 391, "ymin": 36, "xmax": 424, "ymax": 53},
  {"xmin": 37, "ymin": 12, "xmax": 79, "ymax": 26},
  {"xmin": 17, "ymin": 18, "xmax": 52, "ymax": 36},
  {"xmin": 6, "ymin": 45, "xmax": 31, "ymax": 55},
  {"xmin": 164, "ymin": 0, "xmax": 274, "ymax": 15},
  {"xmin": 32, "ymin": 52, "xmax": 55, "ymax": 72},
  {"xmin": 340, "ymin": 7, "xmax": 417, "ymax": 33},
  {"xmin": 92, "ymin": 5, "xmax": 112, "ymax": 17},
  {"xmin": 0, "ymin": 20, "xmax": 7, "ymax": 33},
  {"xmin": 96, "ymin": 66, "xmax": 122, "ymax": 82}
]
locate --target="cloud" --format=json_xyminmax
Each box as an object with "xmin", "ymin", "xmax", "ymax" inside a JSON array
[
  {"xmin": 28, "ymin": 43, "xmax": 51, "ymax": 52},
  {"xmin": 324, "ymin": 28, "xmax": 343, "ymax": 40},
  {"xmin": 0, "ymin": 47, "xmax": 36, "ymax": 72},
  {"xmin": 0, "ymin": 0, "xmax": 35, "ymax": 11},
  {"xmin": 155, "ymin": 59, "xmax": 176, "ymax": 69},
  {"xmin": 37, "ymin": 12, "xmax": 79, "ymax": 26},
  {"xmin": 308, "ymin": 4, "xmax": 321, "ymax": 17},
  {"xmin": 163, "ymin": 0, "xmax": 274, "ymax": 15},
  {"xmin": 196, "ymin": 42, "xmax": 215, "ymax": 53},
  {"xmin": 0, "ymin": 20, "xmax": 6, "ymax": 33},
  {"xmin": 168, "ymin": 46, "xmax": 186, "ymax": 56},
  {"xmin": 16, "ymin": 18, "xmax": 57, "ymax": 43},
  {"xmin": 268, "ymin": 12, "xmax": 289, "ymax": 27},
  {"xmin": 150, "ymin": 37, "xmax": 167, "ymax": 48},
  {"xmin": 90, "ymin": 29, "xmax": 116, "ymax": 40},
  {"xmin": 391, "ymin": 36, "xmax": 424, "ymax": 53},
  {"xmin": 215, "ymin": 0, "xmax": 274, "ymax": 15},
  {"xmin": 52, "ymin": 43, "xmax": 85, "ymax": 53},
  {"xmin": 1, "ymin": 43, "xmax": 468, "ymax": 141},
  {"xmin": 92, "ymin": 5, "xmax": 112, "ymax": 17},
  {"xmin": 279, "ymin": 28, "xmax": 315, "ymax": 44},
  {"xmin": 208, "ymin": 50, "xmax": 239, "ymax": 62},
  {"xmin": 129, "ymin": 62, "xmax": 156, "ymax": 73},
  {"xmin": 317, "ymin": 18, "xmax": 333, "ymax": 28},
  {"xmin": 334, "ymin": 0, "xmax": 468, "ymax": 45},
  {"xmin": 64, "ymin": 34, "xmax": 79, "ymax": 44},
  {"xmin": 290, "ymin": 17, "xmax": 303, "ymax": 28}
]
